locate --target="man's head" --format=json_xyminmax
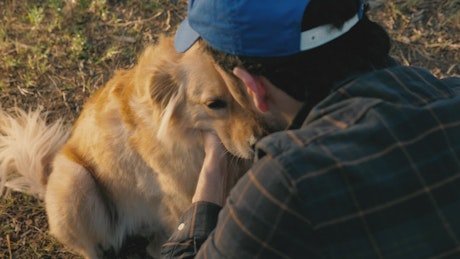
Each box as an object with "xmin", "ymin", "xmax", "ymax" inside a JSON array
[{"xmin": 174, "ymin": 0, "xmax": 392, "ymax": 112}]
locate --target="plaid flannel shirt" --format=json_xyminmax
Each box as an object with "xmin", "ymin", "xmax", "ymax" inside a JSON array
[{"xmin": 161, "ymin": 66, "xmax": 460, "ymax": 258}]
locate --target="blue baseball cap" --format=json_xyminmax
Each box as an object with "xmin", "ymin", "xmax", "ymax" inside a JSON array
[{"xmin": 175, "ymin": 0, "xmax": 365, "ymax": 57}]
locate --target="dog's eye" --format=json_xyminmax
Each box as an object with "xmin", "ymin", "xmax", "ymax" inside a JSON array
[{"xmin": 206, "ymin": 99, "xmax": 227, "ymax": 109}]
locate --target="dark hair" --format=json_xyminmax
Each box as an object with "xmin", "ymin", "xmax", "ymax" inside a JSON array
[{"xmin": 203, "ymin": 0, "xmax": 393, "ymax": 103}]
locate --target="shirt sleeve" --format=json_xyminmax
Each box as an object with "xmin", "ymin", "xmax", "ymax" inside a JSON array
[
  {"xmin": 194, "ymin": 156, "xmax": 320, "ymax": 258},
  {"xmin": 160, "ymin": 202, "xmax": 222, "ymax": 259},
  {"xmin": 162, "ymin": 155, "xmax": 318, "ymax": 258}
]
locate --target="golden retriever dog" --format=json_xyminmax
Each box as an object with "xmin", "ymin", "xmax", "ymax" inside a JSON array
[{"xmin": 0, "ymin": 36, "xmax": 265, "ymax": 258}]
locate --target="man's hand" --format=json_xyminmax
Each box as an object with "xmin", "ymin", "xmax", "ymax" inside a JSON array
[{"xmin": 192, "ymin": 132, "xmax": 231, "ymax": 206}]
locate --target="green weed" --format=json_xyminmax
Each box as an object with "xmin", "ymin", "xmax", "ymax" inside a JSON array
[{"xmin": 27, "ymin": 5, "xmax": 45, "ymax": 29}]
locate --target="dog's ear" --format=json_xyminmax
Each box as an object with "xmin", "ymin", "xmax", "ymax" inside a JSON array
[
  {"xmin": 134, "ymin": 36, "xmax": 183, "ymax": 110},
  {"xmin": 150, "ymin": 65, "xmax": 182, "ymax": 110},
  {"xmin": 214, "ymin": 63, "xmax": 258, "ymax": 113}
]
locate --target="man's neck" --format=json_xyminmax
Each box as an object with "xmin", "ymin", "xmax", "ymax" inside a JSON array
[{"xmin": 261, "ymin": 76, "xmax": 304, "ymax": 125}]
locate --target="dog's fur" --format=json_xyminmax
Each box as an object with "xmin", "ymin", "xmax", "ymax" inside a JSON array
[{"xmin": 0, "ymin": 37, "xmax": 266, "ymax": 258}]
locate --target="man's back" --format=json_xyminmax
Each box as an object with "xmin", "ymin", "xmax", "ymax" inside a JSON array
[{"xmin": 209, "ymin": 66, "xmax": 460, "ymax": 258}]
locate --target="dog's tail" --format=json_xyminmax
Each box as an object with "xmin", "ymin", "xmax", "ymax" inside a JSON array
[{"xmin": 0, "ymin": 107, "xmax": 69, "ymax": 199}]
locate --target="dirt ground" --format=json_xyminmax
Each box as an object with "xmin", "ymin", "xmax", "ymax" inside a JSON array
[{"xmin": 0, "ymin": 0, "xmax": 459, "ymax": 258}]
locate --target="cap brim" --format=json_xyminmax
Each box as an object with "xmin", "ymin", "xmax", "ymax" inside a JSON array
[{"xmin": 174, "ymin": 18, "xmax": 201, "ymax": 53}]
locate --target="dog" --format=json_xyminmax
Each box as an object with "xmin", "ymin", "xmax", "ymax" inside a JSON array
[{"xmin": 0, "ymin": 36, "xmax": 266, "ymax": 258}]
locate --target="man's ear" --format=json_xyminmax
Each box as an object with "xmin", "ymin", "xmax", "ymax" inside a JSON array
[{"xmin": 233, "ymin": 67, "xmax": 268, "ymax": 112}]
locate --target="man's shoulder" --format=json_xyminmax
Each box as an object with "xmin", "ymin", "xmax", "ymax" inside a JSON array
[
  {"xmin": 331, "ymin": 66, "xmax": 457, "ymax": 106},
  {"xmin": 254, "ymin": 66, "xmax": 460, "ymax": 172}
]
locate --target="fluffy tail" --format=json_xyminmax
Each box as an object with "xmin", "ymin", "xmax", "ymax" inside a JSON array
[{"xmin": 0, "ymin": 107, "xmax": 70, "ymax": 199}]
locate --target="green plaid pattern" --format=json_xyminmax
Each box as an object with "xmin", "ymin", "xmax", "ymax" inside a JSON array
[{"xmin": 162, "ymin": 66, "xmax": 460, "ymax": 258}]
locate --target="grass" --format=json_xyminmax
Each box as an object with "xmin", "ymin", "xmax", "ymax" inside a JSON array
[
  {"xmin": 381, "ymin": 0, "xmax": 460, "ymax": 75},
  {"xmin": 0, "ymin": 0, "xmax": 186, "ymax": 121},
  {"xmin": 0, "ymin": 0, "xmax": 459, "ymax": 258}
]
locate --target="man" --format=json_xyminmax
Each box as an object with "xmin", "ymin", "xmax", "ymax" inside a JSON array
[{"xmin": 161, "ymin": 0, "xmax": 460, "ymax": 258}]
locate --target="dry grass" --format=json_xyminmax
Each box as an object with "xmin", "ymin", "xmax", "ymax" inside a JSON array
[
  {"xmin": 370, "ymin": 0, "xmax": 460, "ymax": 77},
  {"xmin": 0, "ymin": 0, "xmax": 459, "ymax": 258},
  {"xmin": 0, "ymin": 0, "xmax": 187, "ymax": 122}
]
